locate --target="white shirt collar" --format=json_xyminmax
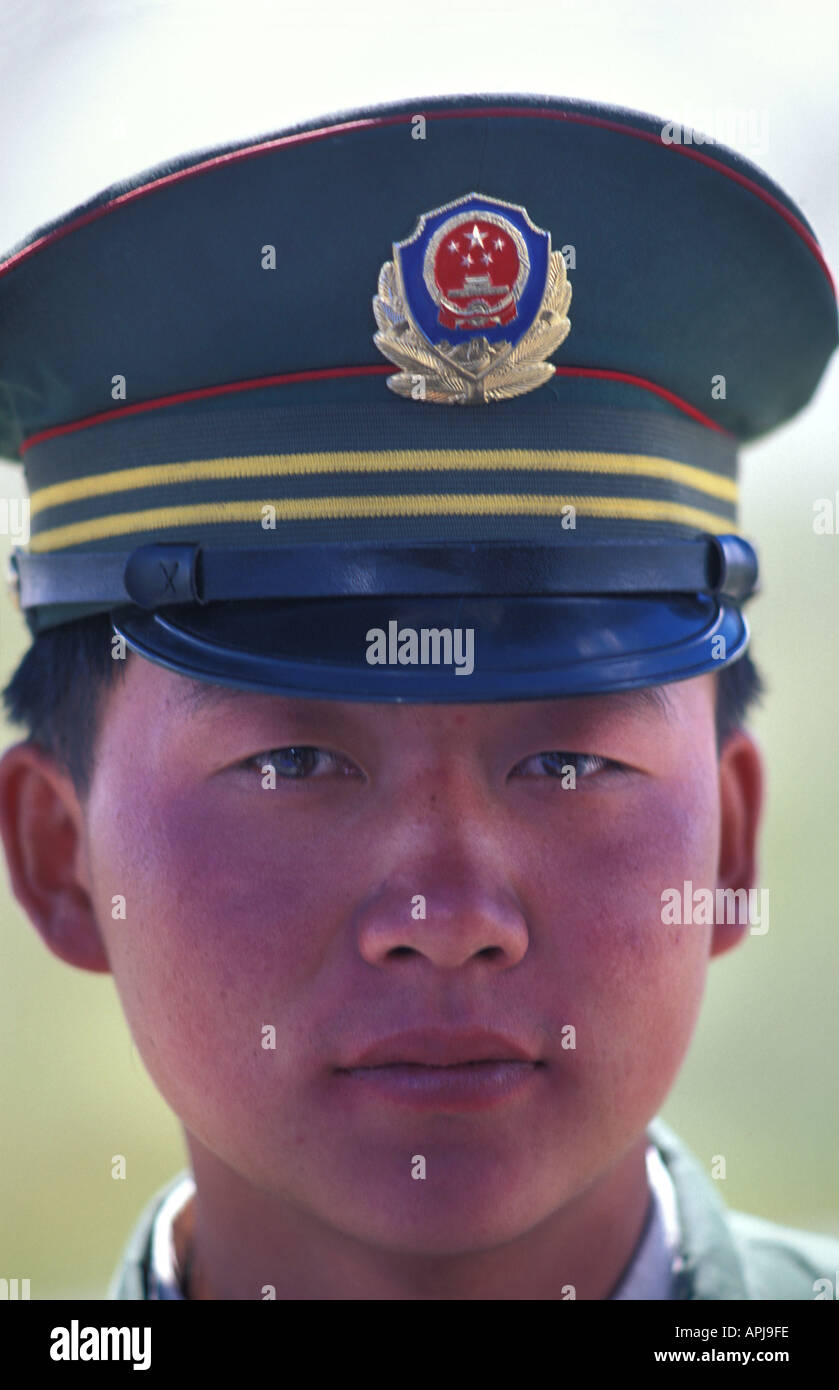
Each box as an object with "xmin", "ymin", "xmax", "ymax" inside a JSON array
[
  {"xmin": 145, "ymin": 1173, "xmax": 195, "ymax": 1300},
  {"xmin": 610, "ymin": 1143, "xmax": 683, "ymax": 1299}
]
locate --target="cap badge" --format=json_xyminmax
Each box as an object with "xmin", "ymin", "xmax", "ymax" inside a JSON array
[{"xmin": 373, "ymin": 192, "xmax": 571, "ymax": 404}]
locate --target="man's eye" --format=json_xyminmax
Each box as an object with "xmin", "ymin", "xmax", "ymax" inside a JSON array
[
  {"xmin": 243, "ymin": 746, "xmax": 348, "ymax": 780},
  {"xmin": 511, "ymin": 751, "xmax": 615, "ymax": 779}
]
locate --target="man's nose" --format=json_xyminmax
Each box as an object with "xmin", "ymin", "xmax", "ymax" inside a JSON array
[{"xmin": 353, "ymin": 765, "xmax": 530, "ymax": 970}]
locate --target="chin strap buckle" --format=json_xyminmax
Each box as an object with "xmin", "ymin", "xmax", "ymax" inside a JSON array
[
  {"xmin": 123, "ymin": 544, "xmax": 203, "ymax": 608},
  {"xmin": 707, "ymin": 535, "xmax": 759, "ymax": 603}
]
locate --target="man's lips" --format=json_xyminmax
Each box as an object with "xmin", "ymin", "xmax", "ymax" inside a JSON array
[
  {"xmin": 333, "ymin": 1031, "xmax": 545, "ymax": 1111},
  {"xmin": 335, "ymin": 1027, "xmax": 543, "ymax": 1069}
]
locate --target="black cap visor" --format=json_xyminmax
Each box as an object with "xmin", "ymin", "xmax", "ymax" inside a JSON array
[{"xmin": 112, "ymin": 592, "xmax": 748, "ymax": 701}]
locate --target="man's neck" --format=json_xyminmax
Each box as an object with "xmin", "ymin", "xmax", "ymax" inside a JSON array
[{"xmin": 173, "ymin": 1132, "xmax": 653, "ymax": 1300}]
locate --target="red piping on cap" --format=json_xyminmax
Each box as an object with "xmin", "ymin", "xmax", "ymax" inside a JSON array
[{"xmin": 19, "ymin": 362, "xmax": 731, "ymax": 456}]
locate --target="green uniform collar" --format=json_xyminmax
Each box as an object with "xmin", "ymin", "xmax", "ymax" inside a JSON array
[{"xmin": 648, "ymin": 1116, "xmax": 752, "ymax": 1299}]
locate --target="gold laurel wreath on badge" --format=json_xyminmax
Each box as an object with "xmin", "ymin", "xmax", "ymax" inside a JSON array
[{"xmin": 373, "ymin": 250, "xmax": 571, "ymax": 404}]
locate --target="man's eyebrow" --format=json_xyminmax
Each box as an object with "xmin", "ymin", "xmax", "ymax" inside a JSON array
[
  {"xmin": 171, "ymin": 680, "xmax": 674, "ymax": 721},
  {"xmin": 546, "ymin": 685, "xmax": 674, "ymax": 722},
  {"xmin": 611, "ymin": 685, "xmax": 673, "ymax": 718},
  {"xmin": 172, "ymin": 680, "xmax": 276, "ymax": 715}
]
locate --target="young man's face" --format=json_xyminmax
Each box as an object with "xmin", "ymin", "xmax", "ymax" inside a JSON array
[{"xmin": 0, "ymin": 655, "xmax": 761, "ymax": 1262}]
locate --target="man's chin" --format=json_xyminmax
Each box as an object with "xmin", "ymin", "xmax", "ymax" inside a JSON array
[
  {"xmin": 322, "ymin": 1205, "xmax": 553, "ymax": 1259},
  {"xmin": 287, "ymin": 1156, "xmax": 583, "ymax": 1257}
]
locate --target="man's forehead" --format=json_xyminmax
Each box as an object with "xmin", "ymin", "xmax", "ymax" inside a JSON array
[{"xmin": 168, "ymin": 673, "xmax": 675, "ymax": 723}]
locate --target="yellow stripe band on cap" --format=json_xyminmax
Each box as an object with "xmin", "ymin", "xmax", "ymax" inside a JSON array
[
  {"xmin": 28, "ymin": 448, "xmax": 738, "ymax": 516},
  {"xmin": 28, "ymin": 493, "xmax": 734, "ymax": 552}
]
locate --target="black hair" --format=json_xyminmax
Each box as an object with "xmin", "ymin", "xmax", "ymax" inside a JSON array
[
  {"xmin": 2, "ymin": 612, "xmax": 764, "ymax": 802},
  {"xmin": 3, "ymin": 614, "xmax": 130, "ymax": 801}
]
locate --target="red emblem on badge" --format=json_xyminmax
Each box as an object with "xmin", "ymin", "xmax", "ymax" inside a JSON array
[
  {"xmin": 430, "ymin": 217, "xmax": 525, "ymax": 329},
  {"xmin": 430, "ymin": 215, "xmax": 527, "ymax": 326}
]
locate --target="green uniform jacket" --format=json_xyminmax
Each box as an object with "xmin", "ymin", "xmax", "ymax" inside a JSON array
[{"xmin": 107, "ymin": 1117, "xmax": 839, "ymax": 1299}]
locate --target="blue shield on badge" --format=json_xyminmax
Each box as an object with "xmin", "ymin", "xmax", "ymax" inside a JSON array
[{"xmin": 395, "ymin": 193, "xmax": 551, "ymax": 349}]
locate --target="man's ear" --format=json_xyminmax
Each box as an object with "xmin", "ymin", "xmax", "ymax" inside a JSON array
[
  {"xmin": 710, "ymin": 727, "xmax": 764, "ymax": 960},
  {"xmin": 0, "ymin": 740, "xmax": 109, "ymax": 972}
]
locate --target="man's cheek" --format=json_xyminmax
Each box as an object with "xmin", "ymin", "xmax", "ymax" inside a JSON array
[
  {"xmin": 88, "ymin": 831, "xmax": 323, "ymax": 1075},
  {"xmin": 95, "ymin": 798, "xmax": 307, "ymax": 951},
  {"xmin": 98, "ymin": 898, "xmax": 276, "ymax": 1125},
  {"xmin": 568, "ymin": 785, "xmax": 718, "ymax": 935},
  {"xmin": 557, "ymin": 827, "xmax": 714, "ymax": 1057}
]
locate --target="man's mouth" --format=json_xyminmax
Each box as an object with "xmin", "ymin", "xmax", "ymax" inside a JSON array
[
  {"xmin": 337, "ymin": 1026, "xmax": 543, "ymax": 1069},
  {"xmin": 334, "ymin": 1029, "xmax": 545, "ymax": 1111}
]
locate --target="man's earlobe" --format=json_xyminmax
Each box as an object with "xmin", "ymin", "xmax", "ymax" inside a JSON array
[
  {"xmin": 711, "ymin": 727, "xmax": 764, "ymax": 960},
  {"xmin": 0, "ymin": 741, "xmax": 110, "ymax": 972}
]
